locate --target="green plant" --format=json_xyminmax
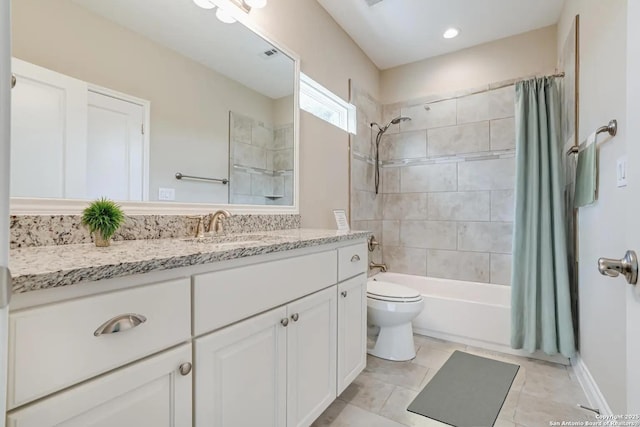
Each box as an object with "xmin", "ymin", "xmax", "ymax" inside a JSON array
[{"xmin": 81, "ymin": 198, "xmax": 125, "ymax": 240}]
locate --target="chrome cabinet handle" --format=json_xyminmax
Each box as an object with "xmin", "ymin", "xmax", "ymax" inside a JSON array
[
  {"xmin": 341, "ymin": 291, "xmax": 347, "ymax": 298},
  {"xmin": 351, "ymin": 254, "xmax": 361, "ymax": 262},
  {"xmin": 281, "ymin": 318, "xmax": 289, "ymax": 327},
  {"xmin": 291, "ymin": 313, "xmax": 299, "ymax": 322},
  {"xmin": 598, "ymin": 250, "xmax": 638, "ymax": 285},
  {"xmin": 179, "ymin": 362, "xmax": 192, "ymax": 376},
  {"xmin": 94, "ymin": 313, "xmax": 147, "ymax": 337}
]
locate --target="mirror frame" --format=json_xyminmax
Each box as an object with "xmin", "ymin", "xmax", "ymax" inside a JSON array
[{"xmin": 9, "ymin": 1, "xmax": 300, "ymax": 216}]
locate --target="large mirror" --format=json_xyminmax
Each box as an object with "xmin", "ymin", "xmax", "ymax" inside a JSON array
[{"xmin": 10, "ymin": 0, "xmax": 297, "ymax": 209}]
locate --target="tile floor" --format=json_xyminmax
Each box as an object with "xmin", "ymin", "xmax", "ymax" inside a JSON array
[{"xmin": 312, "ymin": 335, "xmax": 596, "ymax": 427}]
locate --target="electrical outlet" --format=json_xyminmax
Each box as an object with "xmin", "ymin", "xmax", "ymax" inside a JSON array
[
  {"xmin": 158, "ymin": 187, "xmax": 175, "ymax": 201},
  {"xmin": 617, "ymin": 156, "xmax": 628, "ymax": 188}
]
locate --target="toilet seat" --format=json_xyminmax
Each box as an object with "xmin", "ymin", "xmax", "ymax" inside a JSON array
[{"xmin": 367, "ymin": 280, "xmax": 422, "ymax": 303}]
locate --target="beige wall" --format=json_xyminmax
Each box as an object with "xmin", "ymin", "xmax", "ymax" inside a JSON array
[
  {"xmin": 558, "ymin": 0, "xmax": 628, "ymax": 413},
  {"xmin": 246, "ymin": 0, "xmax": 381, "ymax": 227},
  {"xmin": 12, "ymin": 0, "xmax": 279, "ymax": 204},
  {"xmin": 380, "ymin": 26, "xmax": 558, "ymax": 104}
]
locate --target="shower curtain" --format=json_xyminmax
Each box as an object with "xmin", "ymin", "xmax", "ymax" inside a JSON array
[{"xmin": 511, "ymin": 76, "xmax": 576, "ymax": 358}]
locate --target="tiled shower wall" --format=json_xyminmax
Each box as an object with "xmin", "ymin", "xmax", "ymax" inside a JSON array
[
  {"xmin": 379, "ymin": 85, "xmax": 516, "ymax": 285},
  {"xmin": 229, "ymin": 112, "xmax": 294, "ymax": 206}
]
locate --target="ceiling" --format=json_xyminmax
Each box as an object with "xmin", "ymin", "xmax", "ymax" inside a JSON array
[
  {"xmin": 73, "ymin": 0, "xmax": 294, "ymax": 99},
  {"xmin": 317, "ymin": 0, "xmax": 564, "ymax": 70}
]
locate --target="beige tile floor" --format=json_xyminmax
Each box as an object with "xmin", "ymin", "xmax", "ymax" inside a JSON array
[{"xmin": 312, "ymin": 335, "xmax": 597, "ymax": 427}]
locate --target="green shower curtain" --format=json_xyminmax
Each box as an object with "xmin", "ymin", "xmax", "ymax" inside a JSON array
[{"xmin": 511, "ymin": 77, "xmax": 576, "ymax": 358}]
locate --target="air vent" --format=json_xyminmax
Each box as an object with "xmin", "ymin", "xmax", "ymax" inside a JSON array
[
  {"xmin": 364, "ymin": 0, "xmax": 385, "ymax": 6},
  {"xmin": 262, "ymin": 48, "xmax": 279, "ymax": 58}
]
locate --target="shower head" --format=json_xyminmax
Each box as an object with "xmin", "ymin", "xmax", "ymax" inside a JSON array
[{"xmin": 370, "ymin": 116, "xmax": 412, "ymax": 134}]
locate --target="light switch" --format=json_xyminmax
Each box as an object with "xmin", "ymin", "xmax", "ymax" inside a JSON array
[
  {"xmin": 617, "ymin": 156, "xmax": 628, "ymax": 188},
  {"xmin": 158, "ymin": 187, "xmax": 176, "ymax": 201}
]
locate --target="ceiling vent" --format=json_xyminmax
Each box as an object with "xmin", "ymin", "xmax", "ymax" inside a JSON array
[
  {"xmin": 261, "ymin": 48, "xmax": 279, "ymax": 59},
  {"xmin": 364, "ymin": 0, "xmax": 385, "ymax": 6}
]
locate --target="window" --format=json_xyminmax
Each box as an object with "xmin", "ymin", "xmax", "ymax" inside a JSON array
[{"xmin": 299, "ymin": 73, "xmax": 356, "ymax": 134}]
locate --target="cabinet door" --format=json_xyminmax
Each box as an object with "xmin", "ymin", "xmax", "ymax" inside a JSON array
[
  {"xmin": 287, "ymin": 286, "xmax": 337, "ymax": 427},
  {"xmin": 195, "ymin": 306, "xmax": 288, "ymax": 427},
  {"xmin": 337, "ymin": 274, "xmax": 367, "ymax": 395},
  {"xmin": 7, "ymin": 344, "xmax": 192, "ymax": 427}
]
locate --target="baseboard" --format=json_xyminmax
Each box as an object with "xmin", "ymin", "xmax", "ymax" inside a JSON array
[
  {"xmin": 413, "ymin": 328, "xmax": 570, "ymax": 365},
  {"xmin": 571, "ymin": 353, "xmax": 613, "ymax": 416}
]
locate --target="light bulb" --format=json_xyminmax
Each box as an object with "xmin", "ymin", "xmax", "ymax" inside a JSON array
[
  {"xmin": 443, "ymin": 28, "xmax": 459, "ymax": 39},
  {"xmin": 245, "ymin": 0, "xmax": 267, "ymax": 8},
  {"xmin": 216, "ymin": 7, "xmax": 237, "ymax": 23},
  {"xmin": 193, "ymin": 0, "xmax": 215, "ymax": 9}
]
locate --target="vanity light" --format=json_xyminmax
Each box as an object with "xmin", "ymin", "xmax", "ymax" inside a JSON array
[
  {"xmin": 443, "ymin": 28, "xmax": 460, "ymax": 39},
  {"xmin": 215, "ymin": 7, "xmax": 237, "ymax": 23},
  {"xmin": 193, "ymin": 0, "xmax": 216, "ymax": 9},
  {"xmin": 244, "ymin": 0, "xmax": 267, "ymax": 8}
]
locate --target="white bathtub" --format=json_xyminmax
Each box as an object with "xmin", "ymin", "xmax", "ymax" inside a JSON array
[{"xmin": 370, "ymin": 272, "xmax": 568, "ymax": 364}]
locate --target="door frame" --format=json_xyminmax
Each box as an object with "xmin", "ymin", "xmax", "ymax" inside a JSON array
[{"xmin": 1, "ymin": 0, "xmax": 12, "ymax": 424}]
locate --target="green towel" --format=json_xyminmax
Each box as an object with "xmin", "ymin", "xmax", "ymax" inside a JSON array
[{"xmin": 574, "ymin": 134, "xmax": 597, "ymax": 207}]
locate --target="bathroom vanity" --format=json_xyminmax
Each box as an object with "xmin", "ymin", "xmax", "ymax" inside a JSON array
[{"xmin": 6, "ymin": 230, "xmax": 369, "ymax": 426}]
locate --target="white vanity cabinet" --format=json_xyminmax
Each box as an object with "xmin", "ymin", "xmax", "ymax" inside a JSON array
[
  {"xmin": 7, "ymin": 344, "xmax": 193, "ymax": 427},
  {"xmin": 194, "ymin": 286, "xmax": 337, "ymax": 427},
  {"xmin": 7, "ymin": 238, "xmax": 369, "ymax": 427}
]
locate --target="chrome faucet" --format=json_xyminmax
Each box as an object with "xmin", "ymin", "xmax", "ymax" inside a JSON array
[
  {"xmin": 369, "ymin": 262, "xmax": 388, "ymax": 273},
  {"xmin": 207, "ymin": 209, "xmax": 231, "ymax": 233}
]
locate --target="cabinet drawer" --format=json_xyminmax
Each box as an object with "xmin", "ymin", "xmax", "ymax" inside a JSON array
[
  {"xmin": 338, "ymin": 243, "xmax": 367, "ymax": 281},
  {"xmin": 8, "ymin": 278, "xmax": 191, "ymax": 409},
  {"xmin": 193, "ymin": 250, "xmax": 337, "ymax": 336}
]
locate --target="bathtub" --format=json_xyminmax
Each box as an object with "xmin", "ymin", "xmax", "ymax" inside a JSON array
[{"xmin": 370, "ymin": 272, "xmax": 568, "ymax": 364}]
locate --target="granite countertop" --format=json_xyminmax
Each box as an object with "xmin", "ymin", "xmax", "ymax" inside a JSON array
[{"xmin": 9, "ymin": 229, "xmax": 371, "ymax": 294}]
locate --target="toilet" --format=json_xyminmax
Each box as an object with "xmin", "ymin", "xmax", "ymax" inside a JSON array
[{"xmin": 366, "ymin": 279, "xmax": 424, "ymax": 361}]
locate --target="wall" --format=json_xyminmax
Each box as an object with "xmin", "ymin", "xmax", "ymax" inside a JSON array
[
  {"xmin": 558, "ymin": 0, "xmax": 628, "ymax": 413},
  {"xmin": 378, "ymin": 86, "xmax": 516, "ymax": 283},
  {"xmin": 247, "ymin": 0, "xmax": 380, "ymax": 228},
  {"xmin": 12, "ymin": 0, "xmax": 278, "ymax": 204},
  {"xmin": 380, "ymin": 26, "xmax": 557, "ymax": 104}
]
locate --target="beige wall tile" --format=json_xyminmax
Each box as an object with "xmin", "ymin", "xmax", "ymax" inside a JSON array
[
  {"xmin": 488, "ymin": 86, "xmax": 515, "ymax": 120},
  {"xmin": 401, "ymin": 163, "xmax": 457, "ymax": 193},
  {"xmin": 428, "ymin": 122, "xmax": 490, "ymax": 156},
  {"xmin": 400, "ymin": 221, "xmax": 457, "ymax": 249},
  {"xmin": 381, "ymin": 167, "xmax": 400, "ymax": 193},
  {"xmin": 458, "ymin": 158, "xmax": 515, "ymax": 191},
  {"xmin": 383, "ymin": 246, "xmax": 427, "ymax": 276},
  {"xmin": 427, "ymin": 191, "xmax": 490, "ymax": 221},
  {"xmin": 457, "ymin": 91, "xmax": 490, "ymax": 124},
  {"xmin": 491, "ymin": 190, "xmax": 515, "ymax": 222},
  {"xmin": 401, "ymin": 99, "xmax": 457, "ymax": 131},
  {"xmin": 382, "ymin": 220, "xmax": 400, "ymax": 247},
  {"xmin": 490, "ymin": 253, "xmax": 513, "ymax": 285},
  {"xmin": 457, "ymin": 222, "xmax": 513, "ymax": 253},
  {"xmin": 383, "ymin": 193, "xmax": 428, "ymax": 220},
  {"xmin": 427, "ymin": 249, "xmax": 490, "ymax": 282},
  {"xmin": 352, "ymin": 190, "xmax": 382, "ymax": 221},
  {"xmin": 490, "ymin": 117, "xmax": 516, "ymax": 150},
  {"xmin": 380, "ymin": 130, "xmax": 427, "ymax": 160}
]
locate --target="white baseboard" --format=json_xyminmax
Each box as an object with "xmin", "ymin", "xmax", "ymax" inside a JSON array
[
  {"xmin": 413, "ymin": 328, "xmax": 570, "ymax": 365},
  {"xmin": 571, "ymin": 353, "xmax": 612, "ymax": 416}
]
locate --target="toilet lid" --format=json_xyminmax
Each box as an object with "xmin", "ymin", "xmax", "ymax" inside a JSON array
[{"xmin": 367, "ymin": 280, "xmax": 422, "ymax": 302}]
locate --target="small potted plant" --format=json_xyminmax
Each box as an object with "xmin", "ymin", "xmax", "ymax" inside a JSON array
[{"xmin": 81, "ymin": 197, "xmax": 125, "ymax": 247}]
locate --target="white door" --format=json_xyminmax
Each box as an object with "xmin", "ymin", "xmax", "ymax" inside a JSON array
[
  {"xmin": 10, "ymin": 58, "xmax": 87, "ymax": 199},
  {"xmin": 87, "ymin": 90, "xmax": 146, "ymax": 201},
  {"xmin": 1, "ymin": 1, "xmax": 12, "ymax": 425},
  {"xmin": 6, "ymin": 344, "xmax": 192, "ymax": 427},
  {"xmin": 194, "ymin": 306, "xmax": 287, "ymax": 427},
  {"xmin": 626, "ymin": 0, "xmax": 640, "ymax": 411},
  {"xmin": 286, "ymin": 287, "xmax": 337, "ymax": 427},
  {"xmin": 337, "ymin": 274, "xmax": 366, "ymax": 395}
]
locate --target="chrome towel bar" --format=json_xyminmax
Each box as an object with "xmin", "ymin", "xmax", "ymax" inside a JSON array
[{"xmin": 175, "ymin": 172, "xmax": 229, "ymax": 184}]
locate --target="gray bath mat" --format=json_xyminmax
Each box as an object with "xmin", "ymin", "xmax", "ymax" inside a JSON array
[{"xmin": 407, "ymin": 350, "xmax": 519, "ymax": 427}]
